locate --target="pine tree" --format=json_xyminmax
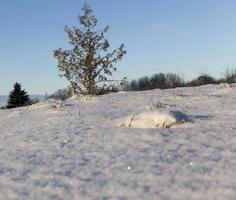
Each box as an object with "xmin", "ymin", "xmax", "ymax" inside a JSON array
[
  {"xmin": 53, "ymin": 2, "xmax": 126, "ymax": 95},
  {"xmin": 7, "ymin": 82, "xmax": 30, "ymax": 108}
]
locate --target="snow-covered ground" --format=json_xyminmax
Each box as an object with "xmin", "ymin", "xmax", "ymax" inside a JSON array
[{"xmin": 0, "ymin": 84, "xmax": 236, "ymax": 200}]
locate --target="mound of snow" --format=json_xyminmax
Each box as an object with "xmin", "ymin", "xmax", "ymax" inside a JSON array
[
  {"xmin": 69, "ymin": 95, "xmax": 94, "ymax": 102},
  {"xmin": 217, "ymin": 83, "xmax": 231, "ymax": 90},
  {"xmin": 118, "ymin": 111, "xmax": 177, "ymax": 129},
  {"xmin": 29, "ymin": 99, "xmax": 63, "ymax": 110}
]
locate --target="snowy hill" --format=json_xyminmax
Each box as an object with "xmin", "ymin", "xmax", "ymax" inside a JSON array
[{"xmin": 0, "ymin": 84, "xmax": 236, "ymax": 199}]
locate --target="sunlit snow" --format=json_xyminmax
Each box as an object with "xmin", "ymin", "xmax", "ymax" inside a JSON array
[{"xmin": 0, "ymin": 84, "xmax": 236, "ymax": 199}]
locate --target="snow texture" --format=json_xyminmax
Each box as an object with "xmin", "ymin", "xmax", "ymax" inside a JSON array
[
  {"xmin": 118, "ymin": 111, "xmax": 177, "ymax": 128},
  {"xmin": 0, "ymin": 84, "xmax": 236, "ymax": 200}
]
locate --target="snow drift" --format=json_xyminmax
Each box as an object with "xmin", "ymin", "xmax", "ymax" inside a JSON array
[
  {"xmin": 118, "ymin": 110, "xmax": 177, "ymax": 128},
  {"xmin": 29, "ymin": 99, "xmax": 63, "ymax": 110},
  {"xmin": 217, "ymin": 83, "xmax": 231, "ymax": 90}
]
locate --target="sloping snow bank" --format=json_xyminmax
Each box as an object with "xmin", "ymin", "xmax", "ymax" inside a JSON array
[
  {"xmin": 29, "ymin": 99, "xmax": 63, "ymax": 110},
  {"xmin": 217, "ymin": 83, "xmax": 231, "ymax": 90},
  {"xmin": 118, "ymin": 110, "xmax": 177, "ymax": 128},
  {"xmin": 69, "ymin": 95, "xmax": 95, "ymax": 103}
]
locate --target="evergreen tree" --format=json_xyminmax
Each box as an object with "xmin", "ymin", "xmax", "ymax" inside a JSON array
[
  {"xmin": 7, "ymin": 82, "xmax": 30, "ymax": 108},
  {"xmin": 53, "ymin": 2, "xmax": 126, "ymax": 95}
]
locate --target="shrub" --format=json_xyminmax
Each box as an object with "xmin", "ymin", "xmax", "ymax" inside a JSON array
[
  {"xmin": 165, "ymin": 73, "xmax": 185, "ymax": 88},
  {"xmin": 222, "ymin": 68, "xmax": 236, "ymax": 83},
  {"xmin": 126, "ymin": 73, "xmax": 184, "ymax": 91},
  {"xmin": 187, "ymin": 74, "xmax": 217, "ymax": 87},
  {"xmin": 128, "ymin": 80, "xmax": 139, "ymax": 91},
  {"xmin": 95, "ymin": 84, "xmax": 119, "ymax": 95},
  {"xmin": 25, "ymin": 99, "xmax": 39, "ymax": 106},
  {"xmin": 138, "ymin": 76, "xmax": 150, "ymax": 91},
  {"xmin": 150, "ymin": 73, "xmax": 166, "ymax": 89},
  {"xmin": 119, "ymin": 77, "xmax": 129, "ymax": 91},
  {"xmin": 48, "ymin": 88, "xmax": 73, "ymax": 101}
]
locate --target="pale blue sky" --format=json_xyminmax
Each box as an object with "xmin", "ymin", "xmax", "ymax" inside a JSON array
[{"xmin": 1, "ymin": 0, "xmax": 236, "ymax": 94}]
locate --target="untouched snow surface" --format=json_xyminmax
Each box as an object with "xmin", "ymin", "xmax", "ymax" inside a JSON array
[{"xmin": 0, "ymin": 85, "xmax": 236, "ymax": 200}]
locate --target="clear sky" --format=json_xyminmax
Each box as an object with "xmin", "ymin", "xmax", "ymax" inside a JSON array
[{"xmin": 1, "ymin": 0, "xmax": 236, "ymax": 95}]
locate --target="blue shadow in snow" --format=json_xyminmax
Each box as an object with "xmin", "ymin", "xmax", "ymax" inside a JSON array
[{"xmin": 171, "ymin": 111, "xmax": 214, "ymax": 123}]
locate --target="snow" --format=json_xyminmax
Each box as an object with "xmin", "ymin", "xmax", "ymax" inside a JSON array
[
  {"xmin": 0, "ymin": 84, "xmax": 236, "ymax": 199},
  {"xmin": 217, "ymin": 82, "xmax": 231, "ymax": 90},
  {"xmin": 29, "ymin": 99, "xmax": 63, "ymax": 110},
  {"xmin": 118, "ymin": 111, "xmax": 177, "ymax": 128}
]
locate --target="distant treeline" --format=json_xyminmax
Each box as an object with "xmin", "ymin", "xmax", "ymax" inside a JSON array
[
  {"xmin": 124, "ymin": 68, "xmax": 236, "ymax": 91},
  {"xmin": 43, "ymin": 68, "xmax": 236, "ymax": 101}
]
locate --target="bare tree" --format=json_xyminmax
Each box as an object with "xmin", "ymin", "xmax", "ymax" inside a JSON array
[{"xmin": 53, "ymin": 2, "xmax": 126, "ymax": 94}]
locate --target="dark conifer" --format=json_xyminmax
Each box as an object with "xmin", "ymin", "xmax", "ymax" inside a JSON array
[{"xmin": 7, "ymin": 82, "xmax": 30, "ymax": 108}]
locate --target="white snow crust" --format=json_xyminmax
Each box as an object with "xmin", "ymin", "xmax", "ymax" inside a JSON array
[
  {"xmin": 118, "ymin": 111, "xmax": 177, "ymax": 128},
  {"xmin": 0, "ymin": 84, "xmax": 236, "ymax": 199}
]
